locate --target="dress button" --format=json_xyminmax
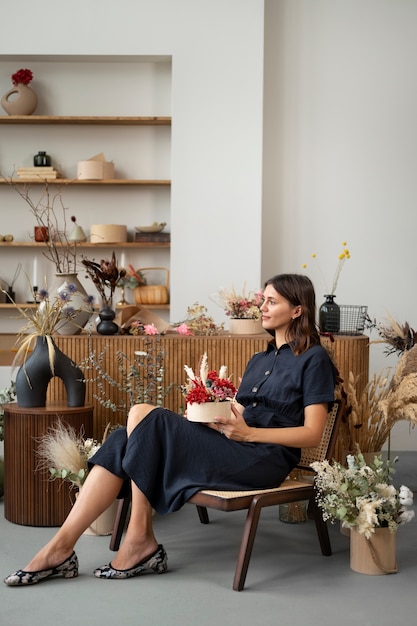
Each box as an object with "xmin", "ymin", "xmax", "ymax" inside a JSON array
[
  {"xmin": 251, "ymin": 387, "xmax": 258, "ymax": 392},
  {"xmin": 265, "ymin": 370, "xmax": 270, "ymax": 376},
  {"xmin": 252, "ymin": 402, "xmax": 257, "ymax": 407}
]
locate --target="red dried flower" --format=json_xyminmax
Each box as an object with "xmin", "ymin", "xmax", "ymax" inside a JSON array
[
  {"xmin": 11, "ymin": 68, "xmax": 33, "ymax": 86},
  {"xmin": 182, "ymin": 354, "xmax": 238, "ymax": 405}
]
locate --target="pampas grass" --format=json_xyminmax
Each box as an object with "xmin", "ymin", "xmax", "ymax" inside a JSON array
[
  {"xmin": 341, "ymin": 370, "xmax": 391, "ymax": 453},
  {"xmin": 37, "ymin": 419, "xmax": 105, "ymax": 488},
  {"xmin": 38, "ymin": 420, "xmax": 86, "ymax": 475},
  {"xmin": 340, "ymin": 344, "xmax": 417, "ymax": 454}
]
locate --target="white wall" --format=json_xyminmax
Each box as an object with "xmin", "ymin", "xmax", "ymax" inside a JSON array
[
  {"xmin": 263, "ymin": 0, "xmax": 417, "ymax": 450},
  {"xmin": 0, "ymin": 0, "xmax": 265, "ymax": 324}
]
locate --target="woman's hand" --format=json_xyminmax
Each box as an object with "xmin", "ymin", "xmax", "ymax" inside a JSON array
[{"xmin": 213, "ymin": 403, "xmax": 253, "ymax": 442}]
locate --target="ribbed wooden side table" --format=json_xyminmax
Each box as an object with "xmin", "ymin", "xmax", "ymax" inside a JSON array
[{"xmin": 3, "ymin": 402, "xmax": 93, "ymax": 526}]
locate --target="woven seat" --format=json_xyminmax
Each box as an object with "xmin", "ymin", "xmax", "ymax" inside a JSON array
[{"xmin": 109, "ymin": 400, "xmax": 344, "ymax": 591}]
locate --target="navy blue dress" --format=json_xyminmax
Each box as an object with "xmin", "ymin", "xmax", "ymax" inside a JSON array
[{"xmin": 89, "ymin": 341, "xmax": 335, "ymax": 515}]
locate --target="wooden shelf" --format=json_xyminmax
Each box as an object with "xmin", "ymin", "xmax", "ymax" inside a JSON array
[
  {"xmin": 0, "ymin": 115, "xmax": 171, "ymax": 125},
  {"xmin": 0, "ymin": 178, "xmax": 170, "ymax": 186},
  {"xmin": 0, "ymin": 241, "xmax": 170, "ymax": 248},
  {"xmin": 0, "ymin": 302, "xmax": 170, "ymax": 310}
]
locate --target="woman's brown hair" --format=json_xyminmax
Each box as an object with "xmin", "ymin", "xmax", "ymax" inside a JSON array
[{"xmin": 264, "ymin": 273, "xmax": 320, "ymax": 354}]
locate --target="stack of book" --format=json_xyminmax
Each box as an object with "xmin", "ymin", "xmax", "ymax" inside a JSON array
[
  {"xmin": 16, "ymin": 167, "xmax": 60, "ymax": 180},
  {"xmin": 134, "ymin": 231, "xmax": 170, "ymax": 243}
]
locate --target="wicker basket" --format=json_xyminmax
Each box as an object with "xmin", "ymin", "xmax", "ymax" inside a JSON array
[{"xmin": 134, "ymin": 267, "xmax": 169, "ymax": 305}]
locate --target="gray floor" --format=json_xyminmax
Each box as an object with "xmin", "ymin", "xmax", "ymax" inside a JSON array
[{"xmin": 1, "ymin": 453, "xmax": 417, "ymax": 626}]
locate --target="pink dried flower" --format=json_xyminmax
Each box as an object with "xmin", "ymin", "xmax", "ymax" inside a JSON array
[
  {"xmin": 144, "ymin": 323, "xmax": 159, "ymax": 335},
  {"xmin": 176, "ymin": 323, "xmax": 193, "ymax": 335},
  {"xmin": 213, "ymin": 286, "xmax": 262, "ymax": 319}
]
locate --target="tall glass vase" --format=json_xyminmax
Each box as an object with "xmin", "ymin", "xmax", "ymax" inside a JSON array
[{"xmin": 319, "ymin": 295, "xmax": 340, "ymax": 333}]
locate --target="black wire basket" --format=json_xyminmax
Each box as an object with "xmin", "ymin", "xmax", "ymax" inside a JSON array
[{"xmin": 320, "ymin": 304, "xmax": 368, "ymax": 335}]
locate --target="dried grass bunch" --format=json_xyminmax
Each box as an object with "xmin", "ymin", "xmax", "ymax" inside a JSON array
[
  {"xmin": 340, "ymin": 371, "xmax": 391, "ymax": 453},
  {"xmin": 37, "ymin": 419, "xmax": 110, "ymax": 489},
  {"xmin": 340, "ymin": 345, "xmax": 417, "ymax": 453},
  {"xmin": 379, "ymin": 345, "xmax": 417, "ymax": 428},
  {"xmin": 367, "ymin": 313, "xmax": 417, "ymax": 356}
]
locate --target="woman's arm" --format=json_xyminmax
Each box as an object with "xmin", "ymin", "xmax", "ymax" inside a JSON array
[{"xmin": 214, "ymin": 402, "xmax": 328, "ymax": 448}]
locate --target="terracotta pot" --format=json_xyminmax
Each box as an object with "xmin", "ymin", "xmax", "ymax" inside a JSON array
[
  {"xmin": 1, "ymin": 83, "xmax": 38, "ymax": 115},
  {"xmin": 34, "ymin": 226, "xmax": 49, "ymax": 242}
]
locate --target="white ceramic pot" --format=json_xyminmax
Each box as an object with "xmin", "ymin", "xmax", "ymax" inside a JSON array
[
  {"xmin": 45, "ymin": 273, "xmax": 92, "ymax": 335},
  {"xmin": 229, "ymin": 318, "xmax": 264, "ymax": 335},
  {"xmin": 186, "ymin": 401, "xmax": 232, "ymax": 423}
]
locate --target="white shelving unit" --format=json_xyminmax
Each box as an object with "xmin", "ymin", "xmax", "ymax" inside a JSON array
[{"xmin": 0, "ymin": 59, "xmax": 172, "ymax": 330}]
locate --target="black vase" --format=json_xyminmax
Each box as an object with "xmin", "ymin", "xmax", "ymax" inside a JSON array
[
  {"xmin": 319, "ymin": 295, "xmax": 340, "ymax": 333},
  {"xmin": 15, "ymin": 335, "xmax": 86, "ymax": 408},
  {"xmin": 97, "ymin": 306, "xmax": 119, "ymax": 335}
]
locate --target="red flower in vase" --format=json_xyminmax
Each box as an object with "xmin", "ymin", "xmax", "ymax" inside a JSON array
[{"xmin": 11, "ymin": 68, "xmax": 33, "ymax": 86}]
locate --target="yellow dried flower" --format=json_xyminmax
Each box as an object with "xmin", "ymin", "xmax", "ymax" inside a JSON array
[{"xmin": 302, "ymin": 241, "xmax": 351, "ymax": 296}]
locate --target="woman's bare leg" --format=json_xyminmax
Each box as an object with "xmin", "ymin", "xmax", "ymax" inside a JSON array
[
  {"xmin": 126, "ymin": 403, "xmax": 157, "ymax": 436},
  {"xmin": 22, "ymin": 465, "xmax": 123, "ymax": 572},
  {"xmin": 20, "ymin": 403, "xmax": 159, "ymax": 572},
  {"xmin": 109, "ymin": 403, "xmax": 159, "ymax": 569},
  {"xmin": 110, "ymin": 483, "xmax": 158, "ymax": 570}
]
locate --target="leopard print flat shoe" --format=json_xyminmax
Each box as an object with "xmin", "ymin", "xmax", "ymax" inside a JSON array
[
  {"xmin": 4, "ymin": 551, "xmax": 79, "ymax": 586},
  {"xmin": 94, "ymin": 544, "xmax": 167, "ymax": 579}
]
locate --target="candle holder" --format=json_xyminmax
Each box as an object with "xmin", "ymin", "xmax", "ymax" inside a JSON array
[
  {"xmin": 27, "ymin": 286, "xmax": 38, "ymax": 304},
  {"xmin": 117, "ymin": 284, "xmax": 128, "ymax": 306}
]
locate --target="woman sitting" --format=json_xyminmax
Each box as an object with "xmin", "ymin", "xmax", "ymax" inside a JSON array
[{"xmin": 4, "ymin": 273, "xmax": 335, "ymax": 586}]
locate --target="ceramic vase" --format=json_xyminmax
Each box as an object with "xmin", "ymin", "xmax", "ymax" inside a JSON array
[
  {"xmin": 97, "ymin": 305, "xmax": 119, "ymax": 335},
  {"xmin": 319, "ymin": 295, "xmax": 340, "ymax": 333},
  {"xmin": 46, "ymin": 273, "xmax": 92, "ymax": 336},
  {"xmin": 229, "ymin": 318, "xmax": 264, "ymax": 335},
  {"xmin": 1, "ymin": 83, "xmax": 38, "ymax": 115},
  {"xmin": 15, "ymin": 335, "xmax": 86, "ymax": 408},
  {"xmin": 350, "ymin": 527, "xmax": 397, "ymax": 575}
]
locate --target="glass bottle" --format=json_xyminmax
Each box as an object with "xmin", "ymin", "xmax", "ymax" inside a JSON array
[
  {"xmin": 33, "ymin": 151, "xmax": 51, "ymax": 167},
  {"xmin": 319, "ymin": 295, "xmax": 340, "ymax": 333}
]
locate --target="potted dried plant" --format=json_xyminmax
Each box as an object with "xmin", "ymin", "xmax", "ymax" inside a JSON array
[
  {"xmin": 82, "ymin": 251, "xmax": 126, "ymax": 335},
  {"xmin": 212, "ymin": 285, "xmax": 263, "ymax": 335}
]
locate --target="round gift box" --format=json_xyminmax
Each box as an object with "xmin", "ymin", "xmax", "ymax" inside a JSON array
[
  {"xmin": 90, "ymin": 224, "xmax": 127, "ymax": 243},
  {"xmin": 186, "ymin": 401, "xmax": 232, "ymax": 423}
]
